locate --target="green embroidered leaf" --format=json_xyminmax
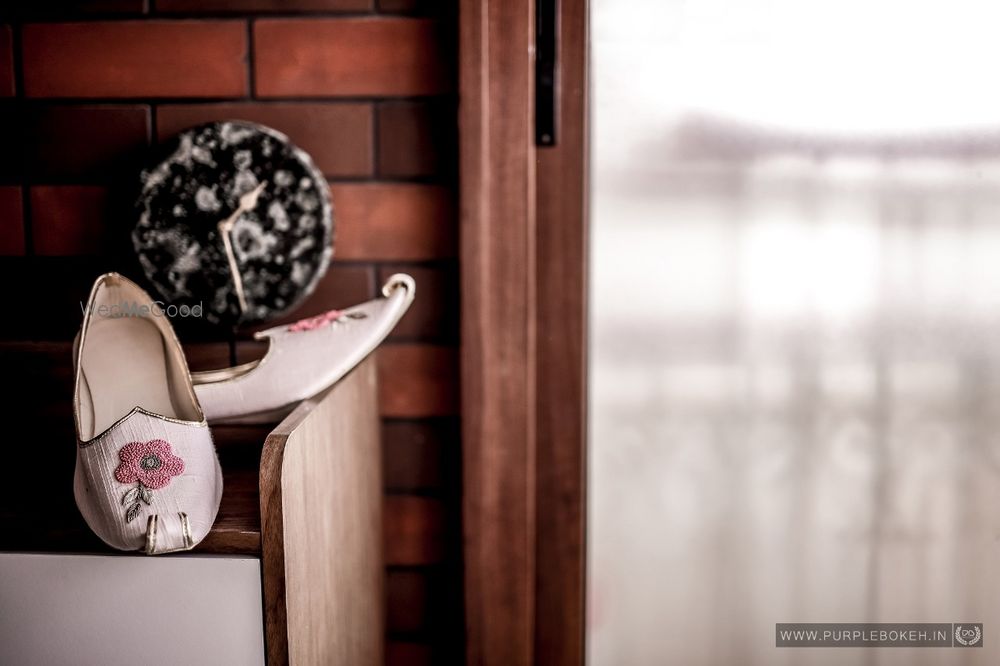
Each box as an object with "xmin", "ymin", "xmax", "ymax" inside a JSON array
[
  {"xmin": 125, "ymin": 502, "xmax": 142, "ymax": 523},
  {"xmin": 347, "ymin": 312, "xmax": 367, "ymax": 320},
  {"xmin": 139, "ymin": 486, "xmax": 152, "ymax": 505},
  {"xmin": 121, "ymin": 487, "xmax": 140, "ymax": 506}
]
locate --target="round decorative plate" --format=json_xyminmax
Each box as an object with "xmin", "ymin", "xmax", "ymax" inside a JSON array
[{"xmin": 133, "ymin": 121, "xmax": 333, "ymax": 327}]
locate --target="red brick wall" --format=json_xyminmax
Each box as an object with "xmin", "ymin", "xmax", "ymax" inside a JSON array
[{"xmin": 0, "ymin": 2, "xmax": 460, "ymax": 664}]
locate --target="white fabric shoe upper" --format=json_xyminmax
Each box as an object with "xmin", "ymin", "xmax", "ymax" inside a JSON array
[
  {"xmin": 71, "ymin": 271, "xmax": 415, "ymax": 552},
  {"xmin": 192, "ymin": 273, "xmax": 416, "ymax": 423},
  {"xmin": 74, "ymin": 410, "xmax": 221, "ymax": 553},
  {"xmin": 73, "ymin": 273, "xmax": 222, "ymax": 554}
]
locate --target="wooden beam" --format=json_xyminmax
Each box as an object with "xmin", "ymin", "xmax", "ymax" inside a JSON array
[
  {"xmin": 459, "ymin": 0, "xmax": 538, "ymax": 663},
  {"xmin": 534, "ymin": 0, "xmax": 589, "ymax": 663}
]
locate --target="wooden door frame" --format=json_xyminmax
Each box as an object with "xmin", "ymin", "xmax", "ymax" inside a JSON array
[{"xmin": 459, "ymin": 0, "xmax": 588, "ymax": 663}]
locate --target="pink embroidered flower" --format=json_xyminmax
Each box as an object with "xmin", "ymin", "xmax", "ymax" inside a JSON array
[
  {"xmin": 114, "ymin": 439, "xmax": 185, "ymax": 490},
  {"xmin": 287, "ymin": 308, "xmax": 367, "ymax": 333},
  {"xmin": 288, "ymin": 309, "xmax": 343, "ymax": 332}
]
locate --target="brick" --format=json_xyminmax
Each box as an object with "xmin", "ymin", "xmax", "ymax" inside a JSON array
[
  {"xmin": 386, "ymin": 642, "xmax": 431, "ymax": 666},
  {"xmin": 0, "ymin": 342, "xmax": 74, "ymax": 424},
  {"xmin": 0, "ymin": 104, "xmax": 19, "ymax": 183},
  {"xmin": 211, "ymin": 425, "xmax": 273, "ymax": 451},
  {"xmin": 387, "ymin": 569, "xmax": 431, "ymax": 634},
  {"xmin": 157, "ymin": 102, "xmax": 372, "ymax": 178},
  {"xmin": 0, "ymin": 186, "xmax": 24, "ymax": 255},
  {"xmin": 4, "ymin": 0, "xmax": 148, "ymax": 15},
  {"xmin": 22, "ymin": 21, "xmax": 247, "ymax": 99},
  {"xmin": 159, "ymin": 0, "xmax": 369, "ymax": 10},
  {"xmin": 383, "ymin": 420, "xmax": 454, "ymax": 492},
  {"xmin": 0, "ymin": 25, "xmax": 13, "ymax": 97},
  {"xmin": 376, "ymin": 0, "xmax": 442, "ymax": 13},
  {"xmin": 0, "ymin": 257, "xmax": 119, "ymax": 340},
  {"xmin": 30, "ymin": 186, "xmax": 109, "ymax": 255},
  {"xmin": 211, "ymin": 424, "xmax": 269, "ymax": 470},
  {"xmin": 332, "ymin": 183, "xmax": 455, "ymax": 260},
  {"xmin": 255, "ymin": 18, "xmax": 449, "ymax": 97},
  {"xmin": 245, "ymin": 263, "xmax": 372, "ymax": 336},
  {"xmin": 378, "ymin": 344, "xmax": 457, "ymax": 417},
  {"xmin": 183, "ymin": 342, "xmax": 234, "ymax": 373},
  {"xmin": 235, "ymin": 339, "xmax": 268, "ymax": 365},
  {"xmin": 384, "ymin": 495, "xmax": 445, "ymax": 565},
  {"xmin": 26, "ymin": 105, "xmax": 150, "ymax": 181},
  {"xmin": 378, "ymin": 264, "xmax": 456, "ymax": 341},
  {"xmin": 377, "ymin": 101, "xmax": 454, "ymax": 178},
  {"xmin": 77, "ymin": 0, "xmax": 148, "ymax": 11},
  {"xmin": 377, "ymin": 0, "xmax": 415, "ymax": 11}
]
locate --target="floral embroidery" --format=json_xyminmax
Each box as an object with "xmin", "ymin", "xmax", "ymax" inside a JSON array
[
  {"xmin": 114, "ymin": 439, "xmax": 185, "ymax": 523},
  {"xmin": 287, "ymin": 308, "xmax": 367, "ymax": 333}
]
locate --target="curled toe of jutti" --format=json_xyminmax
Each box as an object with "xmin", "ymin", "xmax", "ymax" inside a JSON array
[{"xmin": 192, "ymin": 273, "xmax": 416, "ymax": 424}]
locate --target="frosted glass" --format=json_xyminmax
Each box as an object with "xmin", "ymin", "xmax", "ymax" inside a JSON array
[{"xmin": 589, "ymin": 2, "xmax": 1000, "ymax": 664}]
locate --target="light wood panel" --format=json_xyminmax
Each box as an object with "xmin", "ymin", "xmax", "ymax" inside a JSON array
[{"xmin": 260, "ymin": 356, "xmax": 384, "ymax": 666}]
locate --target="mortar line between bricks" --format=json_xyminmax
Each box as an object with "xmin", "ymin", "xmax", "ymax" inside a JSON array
[
  {"xmin": 385, "ymin": 563, "xmax": 448, "ymax": 574},
  {"xmin": 9, "ymin": 25, "xmax": 24, "ymax": 98},
  {"xmin": 12, "ymin": 175, "xmax": 453, "ymax": 186},
  {"xmin": 306, "ymin": 258, "xmax": 461, "ymax": 269},
  {"xmin": 367, "ymin": 262, "xmax": 379, "ymax": 300},
  {"xmin": 245, "ymin": 18, "xmax": 255, "ymax": 100},
  {"xmin": 381, "ymin": 415, "xmax": 461, "ymax": 425},
  {"xmin": 325, "ymin": 175, "xmax": 454, "ymax": 185},
  {"xmin": 330, "ymin": 260, "xmax": 458, "ymax": 269},
  {"xmin": 384, "ymin": 487, "xmax": 448, "ymax": 499},
  {"xmin": 386, "ymin": 338, "xmax": 460, "ymax": 346},
  {"xmin": 385, "ymin": 632, "xmax": 435, "ymax": 645},
  {"xmin": 148, "ymin": 103, "xmax": 157, "ymax": 145},
  {"xmin": 8, "ymin": 12, "xmax": 439, "ymax": 22},
  {"xmin": 9, "ymin": 23, "xmax": 33, "ymax": 256},
  {"xmin": 14, "ymin": 94, "xmax": 457, "ymax": 105},
  {"xmin": 373, "ymin": 98, "xmax": 381, "ymax": 178}
]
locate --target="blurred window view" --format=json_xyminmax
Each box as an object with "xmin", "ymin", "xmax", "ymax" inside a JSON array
[{"xmin": 589, "ymin": 1, "xmax": 1000, "ymax": 664}]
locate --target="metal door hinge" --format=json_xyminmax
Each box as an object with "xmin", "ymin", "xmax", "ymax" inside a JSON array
[{"xmin": 536, "ymin": 0, "xmax": 558, "ymax": 146}]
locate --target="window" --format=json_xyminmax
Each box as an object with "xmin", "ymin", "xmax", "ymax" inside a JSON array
[{"xmin": 590, "ymin": 2, "xmax": 1000, "ymax": 663}]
